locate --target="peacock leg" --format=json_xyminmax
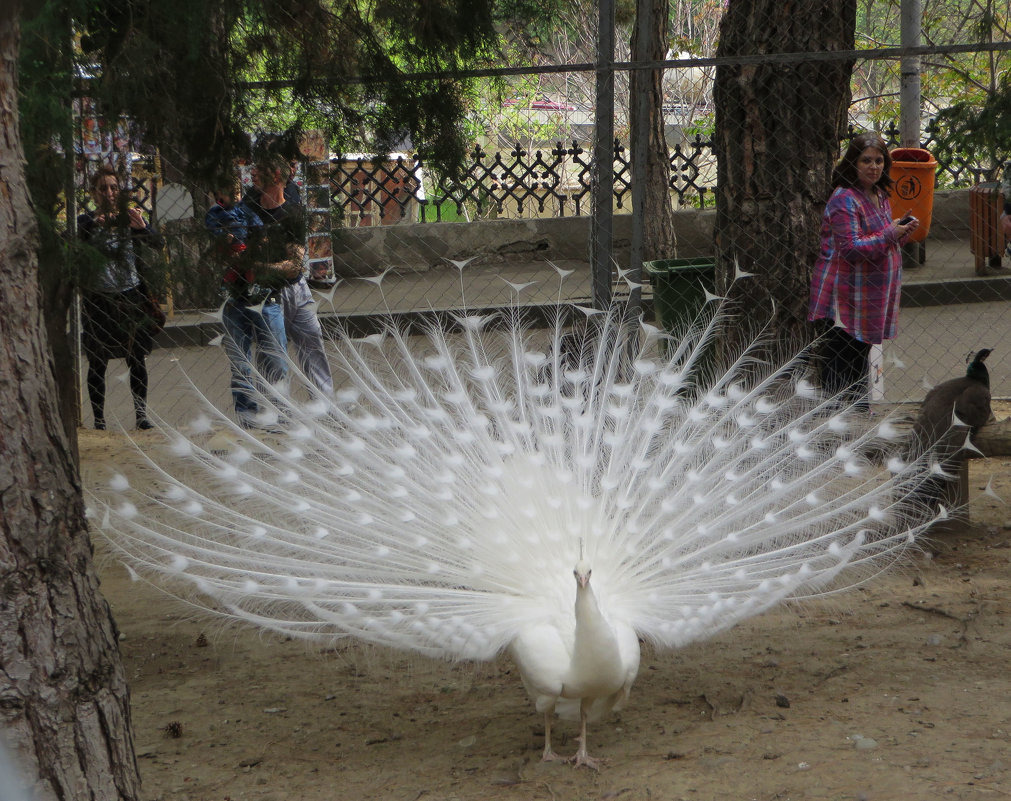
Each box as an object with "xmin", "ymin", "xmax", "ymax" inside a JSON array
[
  {"xmin": 569, "ymin": 699, "xmax": 602, "ymax": 770},
  {"xmin": 541, "ymin": 709, "xmax": 564, "ymax": 762}
]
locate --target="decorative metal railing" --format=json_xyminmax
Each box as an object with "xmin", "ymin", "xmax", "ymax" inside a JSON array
[
  {"xmin": 314, "ymin": 119, "xmax": 985, "ymax": 226},
  {"xmin": 122, "ymin": 117, "xmax": 988, "ymax": 234},
  {"xmin": 326, "ymin": 137, "xmax": 710, "ymax": 224}
]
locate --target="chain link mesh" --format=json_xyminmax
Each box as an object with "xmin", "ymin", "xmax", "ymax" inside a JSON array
[{"xmin": 70, "ymin": 34, "xmax": 1011, "ymax": 429}]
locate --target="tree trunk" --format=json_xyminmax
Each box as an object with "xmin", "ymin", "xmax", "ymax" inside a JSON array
[
  {"xmin": 630, "ymin": 0, "xmax": 676, "ymax": 263},
  {"xmin": 0, "ymin": 7, "xmax": 141, "ymax": 800},
  {"xmin": 17, "ymin": 3, "xmax": 81, "ymax": 460},
  {"xmin": 713, "ymin": 0, "xmax": 856, "ymax": 342},
  {"xmin": 38, "ymin": 254, "xmax": 79, "ymax": 461}
]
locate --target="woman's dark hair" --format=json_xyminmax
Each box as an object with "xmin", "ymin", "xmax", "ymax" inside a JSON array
[
  {"xmin": 832, "ymin": 133, "xmax": 893, "ymax": 191},
  {"xmin": 89, "ymin": 164, "xmax": 119, "ymax": 192}
]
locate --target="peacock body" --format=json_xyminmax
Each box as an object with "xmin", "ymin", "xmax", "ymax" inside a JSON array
[
  {"xmin": 914, "ymin": 349, "xmax": 993, "ymax": 446},
  {"xmin": 89, "ymin": 281, "xmax": 947, "ymax": 767},
  {"xmin": 910, "ymin": 348, "xmax": 994, "ymax": 509}
]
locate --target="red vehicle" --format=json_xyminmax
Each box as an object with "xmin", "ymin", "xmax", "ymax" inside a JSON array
[{"xmin": 504, "ymin": 96, "xmax": 577, "ymax": 112}]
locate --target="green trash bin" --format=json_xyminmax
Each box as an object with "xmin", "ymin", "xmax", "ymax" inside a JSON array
[
  {"xmin": 644, "ymin": 258, "xmax": 717, "ymax": 380},
  {"xmin": 644, "ymin": 257, "xmax": 716, "ymax": 333}
]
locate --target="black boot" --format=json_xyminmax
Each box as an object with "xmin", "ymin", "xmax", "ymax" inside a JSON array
[{"xmin": 135, "ymin": 403, "xmax": 153, "ymax": 430}]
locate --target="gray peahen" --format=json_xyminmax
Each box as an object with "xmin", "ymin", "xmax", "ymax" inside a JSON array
[{"xmin": 910, "ymin": 349, "xmax": 994, "ymax": 510}]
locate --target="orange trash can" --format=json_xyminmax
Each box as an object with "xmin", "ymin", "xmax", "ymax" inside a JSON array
[{"xmin": 888, "ymin": 147, "xmax": 937, "ymax": 243}]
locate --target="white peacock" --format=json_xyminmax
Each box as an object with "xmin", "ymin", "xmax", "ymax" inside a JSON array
[{"xmin": 89, "ymin": 271, "xmax": 945, "ymax": 769}]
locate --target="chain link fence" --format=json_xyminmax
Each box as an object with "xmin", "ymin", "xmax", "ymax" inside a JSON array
[{"xmin": 70, "ymin": 42, "xmax": 1011, "ymax": 430}]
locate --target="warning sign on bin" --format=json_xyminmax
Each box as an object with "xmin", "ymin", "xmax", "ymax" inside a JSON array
[
  {"xmin": 894, "ymin": 173, "xmax": 923, "ymax": 201},
  {"xmin": 888, "ymin": 148, "xmax": 937, "ymax": 243}
]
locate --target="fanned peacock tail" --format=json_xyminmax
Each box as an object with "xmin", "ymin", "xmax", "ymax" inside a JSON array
[{"xmin": 87, "ymin": 279, "xmax": 947, "ymax": 669}]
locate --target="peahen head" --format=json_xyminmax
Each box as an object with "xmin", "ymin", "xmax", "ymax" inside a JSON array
[
  {"xmin": 573, "ymin": 560, "xmax": 592, "ymax": 589},
  {"xmin": 966, "ymin": 349, "xmax": 993, "ymax": 387}
]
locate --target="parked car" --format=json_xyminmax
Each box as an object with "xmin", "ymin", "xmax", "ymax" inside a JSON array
[
  {"xmin": 531, "ymin": 97, "xmax": 577, "ymax": 111},
  {"xmin": 504, "ymin": 96, "xmax": 577, "ymax": 112}
]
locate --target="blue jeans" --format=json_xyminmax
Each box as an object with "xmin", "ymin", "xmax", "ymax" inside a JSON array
[
  {"xmin": 280, "ymin": 278, "xmax": 334, "ymax": 396},
  {"xmin": 221, "ymin": 299, "xmax": 288, "ymax": 423}
]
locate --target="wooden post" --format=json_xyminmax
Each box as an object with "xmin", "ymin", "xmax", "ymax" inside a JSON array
[{"xmin": 946, "ymin": 418, "xmax": 1011, "ymax": 512}]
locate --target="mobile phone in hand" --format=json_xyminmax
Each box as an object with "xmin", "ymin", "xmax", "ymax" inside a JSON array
[{"xmin": 897, "ymin": 214, "xmax": 916, "ymax": 225}]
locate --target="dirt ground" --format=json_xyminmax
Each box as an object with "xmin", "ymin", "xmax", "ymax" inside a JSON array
[{"xmin": 80, "ymin": 404, "xmax": 1011, "ymax": 801}]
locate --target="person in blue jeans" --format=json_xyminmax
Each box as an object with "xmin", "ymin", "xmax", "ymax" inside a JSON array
[
  {"xmin": 206, "ymin": 182, "xmax": 289, "ymax": 429},
  {"xmin": 241, "ymin": 153, "xmax": 334, "ymax": 399}
]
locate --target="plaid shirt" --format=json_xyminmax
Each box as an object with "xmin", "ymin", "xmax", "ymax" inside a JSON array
[{"xmin": 808, "ymin": 186, "xmax": 903, "ymax": 345}]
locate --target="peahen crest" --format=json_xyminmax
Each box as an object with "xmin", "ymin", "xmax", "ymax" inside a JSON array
[
  {"xmin": 87, "ymin": 272, "xmax": 948, "ymax": 766},
  {"xmin": 965, "ymin": 348, "xmax": 992, "ymax": 388}
]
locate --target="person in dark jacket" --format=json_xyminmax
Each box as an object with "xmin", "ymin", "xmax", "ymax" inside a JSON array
[{"xmin": 78, "ymin": 165, "xmax": 164, "ymax": 430}]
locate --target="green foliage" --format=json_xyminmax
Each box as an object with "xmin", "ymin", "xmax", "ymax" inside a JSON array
[
  {"xmin": 420, "ymin": 196, "xmax": 471, "ymax": 222},
  {"xmin": 931, "ymin": 72, "xmax": 1011, "ymax": 179},
  {"xmin": 26, "ymin": 0, "xmax": 501, "ymax": 188},
  {"xmin": 852, "ymin": 0, "xmax": 1010, "ymax": 133},
  {"xmin": 495, "ymin": 0, "xmax": 634, "ymax": 49},
  {"xmin": 668, "ymin": 0, "xmax": 724, "ymax": 56},
  {"xmin": 683, "ymin": 112, "xmax": 714, "ymax": 141}
]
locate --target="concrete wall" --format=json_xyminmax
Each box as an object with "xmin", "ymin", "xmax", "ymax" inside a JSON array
[
  {"xmin": 331, "ymin": 188, "xmax": 972, "ymax": 278},
  {"xmin": 926, "ymin": 188, "xmax": 973, "ymax": 238},
  {"xmin": 332, "ymin": 207, "xmax": 718, "ymax": 277}
]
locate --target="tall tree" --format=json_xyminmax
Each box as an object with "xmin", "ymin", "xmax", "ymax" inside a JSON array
[
  {"xmin": 713, "ymin": 0, "xmax": 857, "ymax": 339},
  {"xmin": 1, "ymin": 4, "xmax": 140, "ymax": 799},
  {"xmin": 20, "ymin": 4, "xmax": 81, "ymax": 454},
  {"xmin": 630, "ymin": 0, "xmax": 677, "ymax": 262}
]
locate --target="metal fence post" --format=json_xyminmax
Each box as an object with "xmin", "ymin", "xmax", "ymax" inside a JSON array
[{"xmin": 591, "ymin": 0, "xmax": 615, "ymax": 310}]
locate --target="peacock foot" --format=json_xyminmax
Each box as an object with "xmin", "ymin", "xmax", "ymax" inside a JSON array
[
  {"xmin": 540, "ymin": 749, "xmax": 566, "ymax": 763},
  {"xmin": 568, "ymin": 749, "xmax": 604, "ymax": 771}
]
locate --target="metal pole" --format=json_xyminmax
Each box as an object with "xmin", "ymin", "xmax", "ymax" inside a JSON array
[
  {"xmin": 591, "ymin": 0, "xmax": 615, "ymax": 310},
  {"xmin": 627, "ymin": 0, "xmax": 652, "ymax": 322},
  {"xmin": 899, "ymin": 0, "xmax": 922, "ymax": 147},
  {"xmin": 900, "ymin": 0, "xmax": 923, "ymax": 267}
]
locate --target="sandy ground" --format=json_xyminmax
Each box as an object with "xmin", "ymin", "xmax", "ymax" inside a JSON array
[{"xmin": 81, "ymin": 405, "xmax": 1011, "ymax": 801}]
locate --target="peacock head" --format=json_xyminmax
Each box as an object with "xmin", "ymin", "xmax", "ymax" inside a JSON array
[
  {"xmin": 573, "ymin": 560, "xmax": 592, "ymax": 588},
  {"xmin": 966, "ymin": 349, "xmax": 993, "ymax": 386}
]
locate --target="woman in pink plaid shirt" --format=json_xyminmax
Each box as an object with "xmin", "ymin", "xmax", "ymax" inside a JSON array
[{"xmin": 809, "ymin": 133, "xmax": 919, "ymax": 408}]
